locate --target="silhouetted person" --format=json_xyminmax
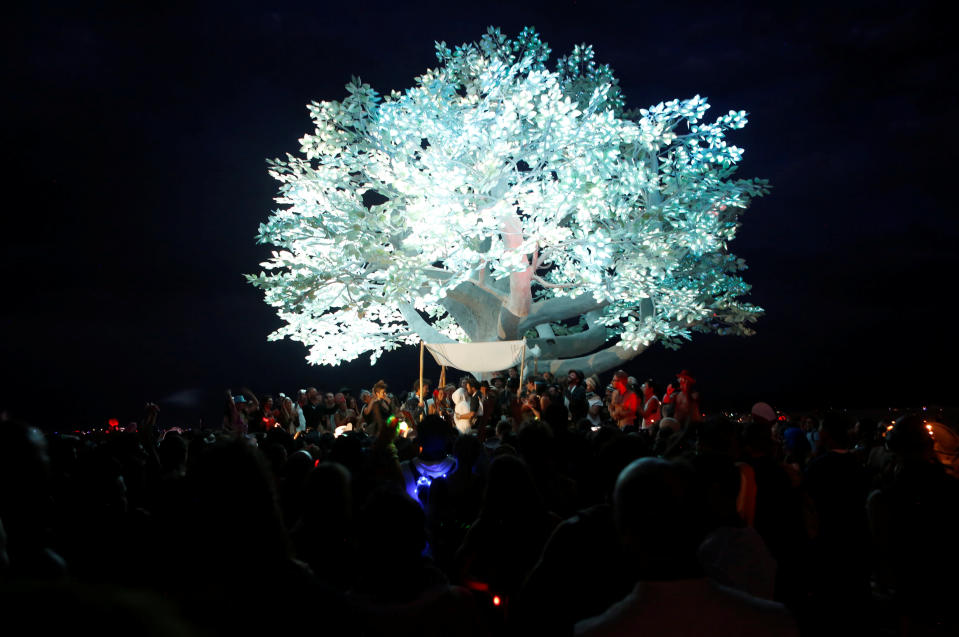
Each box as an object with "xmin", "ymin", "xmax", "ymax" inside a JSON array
[
  {"xmin": 516, "ymin": 433, "xmax": 649, "ymax": 636},
  {"xmin": 739, "ymin": 417, "xmax": 808, "ymax": 606},
  {"xmin": 400, "ymin": 415, "xmax": 457, "ymax": 506},
  {"xmin": 443, "ymin": 434, "xmax": 487, "ymax": 556},
  {"xmin": 575, "ymin": 457, "xmax": 798, "ymax": 636},
  {"xmin": 0, "ymin": 420, "xmax": 67, "ymax": 580},
  {"xmin": 454, "ymin": 454, "xmax": 560, "ymax": 632},
  {"xmin": 690, "ymin": 453, "xmax": 777, "ymax": 601},
  {"xmin": 59, "ymin": 441, "xmax": 153, "ymax": 586},
  {"xmin": 350, "ymin": 487, "xmax": 477, "ymax": 636},
  {"xmin": 803, "ymin": 411, "xmax": 872, "ymax": 634},
  {"xmin": 867, "ymin": 415, "xmax": 959, "ymax": 635},
  {"xmin": 164, "ymin": 437, "xmax": 335, "ymax": 636},
  {"xmin": 290, "ymin": 460, "xmax": 355, "ymax": 592},
  {"xmin": 516, "ymin": 419, "xmax": 577, "ymax": 518}
]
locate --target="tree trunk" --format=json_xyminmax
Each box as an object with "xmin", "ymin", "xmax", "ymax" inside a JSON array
[{"xmin": 503, "ymin": 212, "xmax": 532, "ymax": 320}]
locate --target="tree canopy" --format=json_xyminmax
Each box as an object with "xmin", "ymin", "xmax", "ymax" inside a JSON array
[{"xmin": 249, "ymin": 27, "xmax": 769, "ymax": 376}]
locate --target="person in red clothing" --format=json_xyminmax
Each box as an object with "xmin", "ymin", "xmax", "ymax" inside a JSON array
[{"xmin": 609, "ymin": 370, "xmax": 639, "ymax": 430}]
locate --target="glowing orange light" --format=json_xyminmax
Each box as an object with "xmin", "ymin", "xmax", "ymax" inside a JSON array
[{"xmin": 492, "ymin": 595, "xmax": 501, "ymax": 606}]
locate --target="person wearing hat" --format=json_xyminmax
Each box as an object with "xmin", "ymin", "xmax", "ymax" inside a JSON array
[
  {"xmin": 673, "ymin": 370, "xmax": 702, "ymax": 426},
  {"xmin": 224, "ymin": 389, "xmax": 248, "ymax": 435},
  {"xmin": 584, "ymin": 393, "xmax": 605, "ymax": 428}
]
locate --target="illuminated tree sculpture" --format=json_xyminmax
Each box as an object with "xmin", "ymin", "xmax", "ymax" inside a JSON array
[{"xmin": 249, "ymin": 27, "xmax": 769, "ymax": 376}]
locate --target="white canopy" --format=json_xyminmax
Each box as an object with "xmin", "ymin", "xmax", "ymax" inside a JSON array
[{"xmin": 424, "ymin": 340, "xmax": 526, "ymax": 374}]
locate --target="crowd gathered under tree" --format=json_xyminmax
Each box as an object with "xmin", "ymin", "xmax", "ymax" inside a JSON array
[{"xmin": 1, "ymin": 366, "xmax": 957, "ymax": 636}]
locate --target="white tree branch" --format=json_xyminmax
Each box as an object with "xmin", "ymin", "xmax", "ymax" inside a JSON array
[
  {"xmin": 398, "ymin": 303, "xmax": 455, "ymax": 344},
  {"xmin": 532, "ymin": 274, "xmax": 581, "ymax": 290},
  {"xmin": 536, "ymin": 341, "xmax": 647, "ymax": 378},
  {"xmin": 519, "ymin": 294, "xmax": 609, "ymax": 333},
  {"xmin": 470, "ymin": 267, "xmax": 510, "ymax": 304},
  {"xmin": 443, "ymin": 282, "xmax": 502, "ymax": 342},
  {"xmin": 535, "ymin": 324, "xmax": 555, "ymax": 340},
  {"xmin": 527, "ymin": 311, "xmax": 608, "ymax": 359},
  {"xmin": 423, "ymin": 267, "xmax": 455, "ymax": 280}
]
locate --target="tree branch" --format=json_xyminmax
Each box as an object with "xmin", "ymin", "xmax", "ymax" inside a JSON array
[
  {"xmin": 440, "ymin": 282, "xmax": 505, "ymax": 343},
  {"xmin": 471, "ymin": 267, "xmax": 510, "ymax": 304},
  {"xmin": 423, "ymin": 267, "xmax": 455, "ymax": 280},
  {"xmin": 535, "ymin": 324, "xmax": 555, "ymax": 340},
  {"xmin": 531, "ymin": 274, "xmax": 581, "ymax": 290},
  {"xmin": 527, "ymin": 311, "xmax": 608, "ymax": 359},
  {"xmin": 531, "ymin": 246, "xmax": 542, "ymax": 271},
  {"xmin": 398, "ymin": 303, "xmax": 455, "ymax": 344},
  {"xmin": 536, "ymin": 341, "xmax": 648, "ymax": 378},
  {"xmin": 503, "ymin": 210, "xmax": 533, "ymax": 318},
  {"xmin": 497, "ymin": 306, "xmax": 522, "ymax": 341},
  {"xmin": 518, "ymin": 294, "xmax": 609, "ymax": 333},
  {"xmin": 439, "ymin": 295, "xmax": 479, "ymax": 340}
]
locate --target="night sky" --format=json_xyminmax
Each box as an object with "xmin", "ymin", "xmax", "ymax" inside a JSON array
[{"xmin": 3, "ymin": 1, "xmax": 955, "ymax": 429}]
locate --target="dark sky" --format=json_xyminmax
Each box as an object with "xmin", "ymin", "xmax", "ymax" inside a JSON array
[{"xmin": 3, "ymin": 1, "xmax": 955, "ymax": 429}]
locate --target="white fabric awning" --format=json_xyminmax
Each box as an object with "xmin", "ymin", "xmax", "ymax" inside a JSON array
[{"xmin": 424, "ymin": 340, "xmax": 526, "ymax": 374}]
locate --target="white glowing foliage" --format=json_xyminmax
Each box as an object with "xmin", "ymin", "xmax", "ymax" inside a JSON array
[{"xmin": 250, "ymin": 27, "xmax": 769, "ymax": 367}]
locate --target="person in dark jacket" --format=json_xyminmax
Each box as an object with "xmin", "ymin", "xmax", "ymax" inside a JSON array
[{"xmin": 565, "ymin": 370, "xmax": 588, "ymax": 424}]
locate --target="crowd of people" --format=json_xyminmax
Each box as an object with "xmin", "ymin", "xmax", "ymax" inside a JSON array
[
  {"xmin": 1, "ymin": 365, "xmax": 957, "ymax": 636},
  {"xmin": 221, "ymin": 367, "xmax": 703, "ymax": 442}
]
